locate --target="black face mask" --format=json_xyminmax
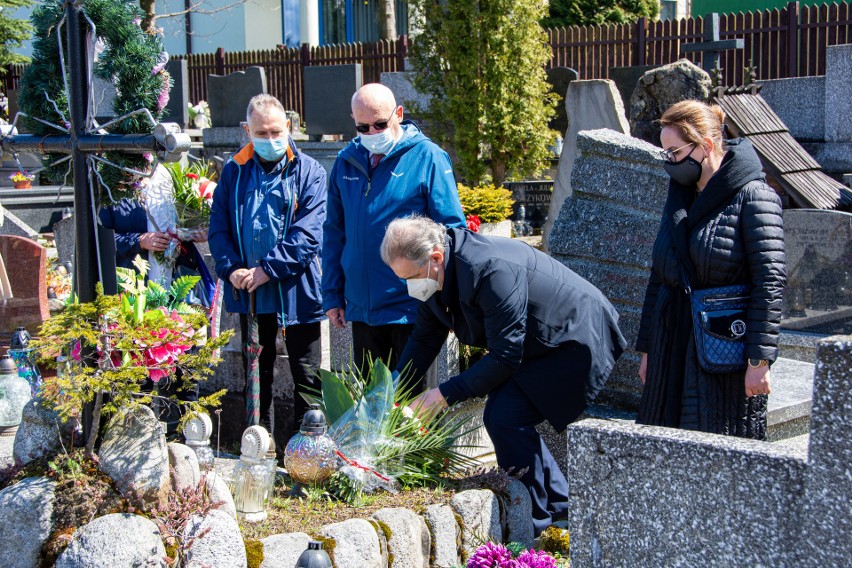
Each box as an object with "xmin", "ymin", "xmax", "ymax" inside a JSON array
[{"xmin": 664, "ymin": 152, "xmax": 703, "ymax": 187}]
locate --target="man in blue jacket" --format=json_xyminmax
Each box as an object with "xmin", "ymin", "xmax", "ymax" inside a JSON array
[
  {"xmin": 322, "ymin": 83, "xmax": 465, "ymax": 387},
  {"xmin": 382, "ymin": 216, "xmax": 627, "ymax": 536},
  {"xmin": 209, "ymin": 94, "xmax": 327, "ymax": 437}
]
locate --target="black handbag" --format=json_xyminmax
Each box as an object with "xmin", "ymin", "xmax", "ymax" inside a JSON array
[{"xmin": 689, "ymin": 283, "xmax": 751, "ymax": 373}]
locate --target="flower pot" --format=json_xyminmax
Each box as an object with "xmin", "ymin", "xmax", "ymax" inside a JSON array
[{"xmin": 13, "ymin": 181, "xmax": 31, "ymax": 189}]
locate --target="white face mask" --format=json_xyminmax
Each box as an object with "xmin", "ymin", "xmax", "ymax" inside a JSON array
[
  {"xmin": 406, "ymin": 261, "xmax": 439, "ymax": 302},
  {"xmin": 360, "ymin": 128, "xmax": 397, "ymax": 155}
]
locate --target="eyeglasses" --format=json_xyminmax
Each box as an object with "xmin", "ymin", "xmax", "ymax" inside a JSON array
[
  {"xmin": 659, "ymin": 142, "xmax": 695, "ymax": 163},
  {"xmin": 354, "ymin": 112, "xmax": 395, "ymax": 134}
]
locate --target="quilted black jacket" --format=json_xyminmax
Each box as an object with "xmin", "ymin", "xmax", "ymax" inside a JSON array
[{"xmin": 636, "ymin": 138, "xmax": 786, "ymax": 360}]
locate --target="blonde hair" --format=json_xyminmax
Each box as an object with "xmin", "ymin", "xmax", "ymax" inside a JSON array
[{"xmin": 660, "ymin": 100, "xmax": 726, "ymax": 157}]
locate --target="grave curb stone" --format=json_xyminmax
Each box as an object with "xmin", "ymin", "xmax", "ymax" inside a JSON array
[
  {"xmin": 55, "ymin": 513, "xmax": 166, "ymax": 568},
  {"xmin": 423, "ymin": 503, "xmax": 461, "ymax": 568},
  {"xmin": 318, "ymin": 517, "xmax": 383, "ymax": 568},
  {"xmin": 260, "ymin": 532, "xmax": 311, "ymax": 568},
  {"xmin": 183, "ymin": 509, "xmax": 247, "ymax": 568},
  {"xmin": 450, "ymin": 489, "xmax": 502, "ymax": 561},
  {"xmin": 0, "ymin": 476, "xmax": 56, "ymax": 568},
  {"xmin": 371, "ymin": 507, "xmax": 430, "ymax": 568}
]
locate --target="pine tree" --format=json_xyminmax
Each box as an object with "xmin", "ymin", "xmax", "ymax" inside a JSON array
[
  {"xmin": 409, "ymin": 0, "xmax": 557, "ymax": 186},
  {"xmin": 541, "ymin": 0, "xmax": 660, "ymax": 28},
  {"xmin": 0, "ymin": 0, "xmax": 34, "ymax": 72}
]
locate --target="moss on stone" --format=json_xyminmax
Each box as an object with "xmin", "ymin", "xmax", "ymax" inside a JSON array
[
  {"xmin": 539, "ymin": 525, "xmax": 570, "ymax": 555},
  {"xmin": 315, "ymin": 535, "xmax": 337, "ymax": 566},
  {"xmin": 373, "ymin": 519, "xmax": 394, "ymax": 565},
  {"xmin": 244, "ymin": 538, "xmax": 264, "ymax": 568}
]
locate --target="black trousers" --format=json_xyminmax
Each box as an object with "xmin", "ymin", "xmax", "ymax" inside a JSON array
[
  {"xmin": 482, "ymin": 341, "xmax": 591, "ymax": 536},
  {"xmin": 351, "ymin": 321, "xmax": 437, "ymax": 392},
  {"xmin": 240, "ymin": 314, "xmax": 321, "ymax": 437}
]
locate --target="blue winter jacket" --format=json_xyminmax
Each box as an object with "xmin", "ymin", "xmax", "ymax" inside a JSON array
[
  {"xmin": 322, "ymin": 121, "xmax": 465, "ymax": 325},
  {"xmin": 208, "ymin": 139, "xmax": 327, "ymax": 326}
]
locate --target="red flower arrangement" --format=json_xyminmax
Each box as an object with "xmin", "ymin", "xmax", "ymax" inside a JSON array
[{"xmin": 466, "ymin": 214, "xmax": 482, "ymax": 233}]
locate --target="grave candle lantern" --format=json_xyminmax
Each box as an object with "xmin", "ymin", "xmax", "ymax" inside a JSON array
[
  {"xmin": 283, "ymin": 404, "xmax": 338, "ymax": 488},
  {"xmin": 0, "ymin": 354, "xmax": 32, "ymax": 434},
  {"xmin": 183, "ymin": 412, "xmax": 215, "ymax": 471},
  {"xmin": 9, "ymin": 326, "xmax": 42, "ymax": 397},
  {"xmin": 233, "ymin": 425, "xmax": 273, "ymax": 522},
  {"xmin": 296, "ymin": 541, "xmax": 333, "ymax": 568}
]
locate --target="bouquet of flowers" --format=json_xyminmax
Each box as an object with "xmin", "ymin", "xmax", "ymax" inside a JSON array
[
  {"xmin": 306, "ymin": 360, "xmax": 477, "ymax": 502},
  {"xmin": 163, "ymin": 161, "xmax": 216, "ymax": 241}
]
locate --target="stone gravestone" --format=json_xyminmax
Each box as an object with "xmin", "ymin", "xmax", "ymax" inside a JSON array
[
  {"xmin": 381, "ymin": 66, "xmax": 431, "ymax": 117},
  {"xmin": 0, "ymin": 235, "xmax": 49, "ymax": 333},
  {"xmin": 609, "ymin": 64, "xmax": 661, "ymax": 112},
  {"xmin": 202, "ymin": 66, "xmax": 266, "ymax": 161},
  {"xmin": 549, "ymin": 128, "xmax": 668, "ymax": 408},
  {"xmin": 544, "ymin": 67, "xmax": 578, "ymax": 135},
  {"xmin": 207, "ymin": 66, "xmax": 267, "ymax": 128},
  {"xmin": 163, "ymin": 59, "xmax": 190, "ymax": 128},
  {"xmin": 52, "ymin": 216, "xmax": 75, "ymax": 268},
  {"xmin": 304, "ymin": 64, "xmax": 362, "ymax": 140},
  {"xmin": 825, "ymin": 44, "xmax": 852, "ymax": 144},
  {"xmin": 781, "ymin": 209, "xmax": 852, "ymax": 335},
  {"xmin": 544, "ymin": 80, "xmax": 630, "ymax": 248},
  {"xmin": 628, "ymin": 59, "xmax": 711, "ymax": 144},
  {"xmin": 92, "ymin": 76, "xmax": 117, "ymax": 123},
  {"xmin": 505, "ymin": 180, "xmax": 553, "ymax": 231}
]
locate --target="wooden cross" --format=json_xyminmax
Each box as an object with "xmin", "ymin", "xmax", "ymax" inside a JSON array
[
  {"xmin": 0, "ymin": 2, "xmax": 189, "ymax": 304},
  {"xmin": 681, "ymin": 13, "xmax": 745, "ymax": 75}
]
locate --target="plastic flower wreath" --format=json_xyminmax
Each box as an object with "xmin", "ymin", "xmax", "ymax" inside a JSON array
[{"xmin": 33, "ymin": 256, "xmax": 231, "ymax": 452}]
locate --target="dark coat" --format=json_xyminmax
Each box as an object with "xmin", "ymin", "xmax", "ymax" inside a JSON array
[
  {"xmin": 397, "ymin": 228, "xmax": 627, "ymax": 430},
  {"xmin": 208, "ymin": 139, "xmax": 326, "ymax": 326},
  {"xmin": 635, "ymin": 138, "xmax": 787, "ymax": 439}
]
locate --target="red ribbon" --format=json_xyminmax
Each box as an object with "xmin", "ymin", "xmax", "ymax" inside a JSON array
[
  {"xmin": 166, "ymin": 230, "xmax": 188, "ymax": 256},
  {"xmin": 335, "ymin": 450, "xmax": 391, "ymax": 482}
]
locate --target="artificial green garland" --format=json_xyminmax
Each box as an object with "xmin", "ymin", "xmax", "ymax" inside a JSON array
[{"xmin": 18, "ymin": 0, "xmax": 170, "ymax": 203}]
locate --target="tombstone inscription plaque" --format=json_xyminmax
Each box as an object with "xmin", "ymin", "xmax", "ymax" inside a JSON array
[
  {"xmin": 505, "ymin": 180, "xmax": 553, "ymax": 231},
  {"xmin": 781, "ymin": 209, "xmax": 852, "ymax": 334}
]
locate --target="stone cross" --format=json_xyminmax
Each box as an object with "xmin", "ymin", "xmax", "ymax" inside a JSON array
[
  {"xmin": 0, "ymin": 3, "xmax": 189, "ymax": 304},
  {"xmin": 681, "ymin": 13, "xmax": 744, "ymax": 75}
]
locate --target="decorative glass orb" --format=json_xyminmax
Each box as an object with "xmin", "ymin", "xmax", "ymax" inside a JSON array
[
  {"xmin": 183, "ymin": 412, "xmax": 215, "ymax": 471},
  {"xmin": 283, "ymin": 404, "xmax": 338, "ymax": 485},
  {"xmin": 0, "ymin": 355, "xmax": 32, "ymax": 433},
  {"xmin": 234, "ymin": 425, "xmax": 273, "ymax": 522}
]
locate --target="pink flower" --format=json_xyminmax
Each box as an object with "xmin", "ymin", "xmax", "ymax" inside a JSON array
[
  {"xmin": 156, "ymin": 71, "xmax": 170, "ymax": 111},
  {"xmin": 71, "ymin": 341, "xmax": 82, "ymax": 362},
  {"xmin": 467, "ymin": 543, "xmax": 514, "ymax": 568},
  {"xmin": 516, "ymin": 550, "xmax": 557, "ymax": 568}
]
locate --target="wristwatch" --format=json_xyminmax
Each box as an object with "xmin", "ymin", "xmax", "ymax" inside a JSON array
[{"xmin": 748, "ymin": 358, "xmax": 769, "ymax": 368}]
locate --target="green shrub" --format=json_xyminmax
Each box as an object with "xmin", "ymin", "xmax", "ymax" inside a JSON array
[{"xmin": 457, "ymin": 184, "xmax": 514, "ymax": 224}]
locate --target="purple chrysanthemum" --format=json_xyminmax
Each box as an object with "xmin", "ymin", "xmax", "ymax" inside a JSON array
[
  {"xmin": 467, "ymin": 542, "xmax": 515, "ymax": 568},
  {"xmin": 516, "ymin": 549, "xmax": 558, "ymax": 568}
]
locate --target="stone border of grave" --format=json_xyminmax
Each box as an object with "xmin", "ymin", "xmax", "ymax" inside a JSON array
[{"xmin": 0, "ymin": 399, "xmax": 532, "ymax": 568}]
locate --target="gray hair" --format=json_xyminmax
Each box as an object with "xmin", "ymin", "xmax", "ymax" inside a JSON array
[
  {"xmin": 246, "ymin": 94, "xmax": 286, "ymax": 124},
  {"xmin": 381, "ymin": 215, "xmax": 446, "ymax": 267}
]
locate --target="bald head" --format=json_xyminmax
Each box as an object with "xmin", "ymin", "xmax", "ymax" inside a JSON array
[{"xmin": 351, "ymin": 83, "xmax": 404, "ymax": 137}]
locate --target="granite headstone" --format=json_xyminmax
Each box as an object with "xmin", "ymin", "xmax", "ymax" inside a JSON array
[
  {"xmin": 505, "ymin": 180, "xmax": 553, "ymax": 231},
  {"xmin": 781, "ymin": 209, "xmax": 852, "ymax": 335},
  {"xmin": 825, "ymin": 44, "xmax": 852, "ymax": 143},
  {"xmin": 549, "ymin": 128, "xmax": 668, "ymax": 408},
  {"xmin": 304, "ymin": 64, "xmax": 362, "ymax": 139},
  {"xmin": 163, "ymin": 59, "xmax": 190, "ymax": 128},
  {"xmin": 544, "ymin": 80, "xmax": 630, "ymax": 247},
  {"xmin": 628, "ymin": 59, "xmax": 711, "ymax": 144},
  {"xmin": 609, "ymin": 64, "xmax": 661, "ymax": 112},
  {"xmin": 380, "ymin": 69, "xmax": 431, "ymax": 116},
  {"xmin": 0, "ymin": 235, "xmax": 49, "ymax": 333},
  {"xmin": 52, "ymin": 215, "xmax": 75, "ymax": 267},
  {"xmin": 207, "ymin": 66, "xmax": 267, "ymax": 128},
  {"xmin": 545, "ymin": 67, "xmax": 579, "ymax": 135}
]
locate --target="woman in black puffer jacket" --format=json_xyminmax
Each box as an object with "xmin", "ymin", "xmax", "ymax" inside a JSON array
[{"xmin": 636, "ymin": 100, "xmax": 786, "ymax": 440}]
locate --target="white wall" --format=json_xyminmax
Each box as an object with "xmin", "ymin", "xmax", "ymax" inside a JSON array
[
  {"xmin": 157, "ymin": 0, "xmax": 284, "ymax": 55},
  {"xmin": 243, "ymin": 0, "xmax": 283, "ymax": 51}
]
